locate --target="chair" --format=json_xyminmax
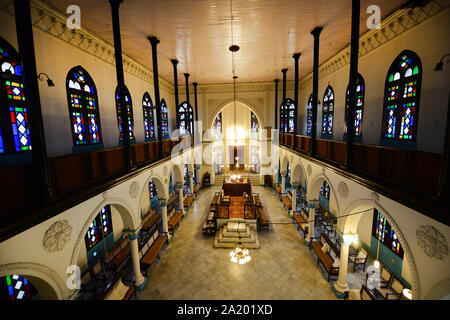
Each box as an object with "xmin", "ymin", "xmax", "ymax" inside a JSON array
[
  {"xmin": 385, "ymin": 279, "xmax": 404, "ymax": 300},
  {"xmin": 380, "ymin": 266, "xmax": 393, "ymax": 288},
  {"xmin": 348, "ymin": 247, "xmax": 368, "ymax": 272}
]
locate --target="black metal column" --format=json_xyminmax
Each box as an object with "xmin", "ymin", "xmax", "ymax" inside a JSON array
[
  {"xmin": 439, "ymin": 90, "xmax": 450, "ymax": 200},
  {"xmin": 148, "ymin": 36, "xmax": 163, "ymax": 159},
  {"xmin": 109, "ymin": 0, "xmax": 132, "ymax": 170},
  {"xmin": 293, "ymin": 53, "xmax": 301, "ymax": 150},
  {"xmin": 310, "ymin": 27, "xmax": 323, "ymax": 157},
  {"xmin": 171, "ymin": 59, "xmax": 179, "ymax": 129},
  {"xmin": 281, "ymin": 68, "xmax": 288, "ymax": 131},
  {"xmin": 345, "ymin": 0, "xmax": 361, "ymax": 169},
  {"xmin": 193, "ymin": 82, "xmax": 199, "ymax": 140},
  {"xmin": 274, "ymin": 79, "xmax": 279, "ymax": 130},
  {"xmin": 14, "ymin": 0, "xmax": 54, "ymax": 204},
  {"xmin": 184, "ymin": 73, "xmax": 191, "ymax": 135}
]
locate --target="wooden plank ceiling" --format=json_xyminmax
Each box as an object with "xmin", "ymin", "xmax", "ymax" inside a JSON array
[{"xmin": 43, "ymin": 0, "xmax": 409, "ymax": 84}]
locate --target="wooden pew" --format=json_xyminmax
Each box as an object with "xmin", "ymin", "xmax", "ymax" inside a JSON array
[
  {"xmin": 141, "ymin": 211, "xmax": 162, "ymax": 232},
  {"xmin": 193, "ymin": 183, "xmax": 201, "ymax": 195},
  {"xmin": 253, "ymin": 193, "xmax": 262, "ymax": 207},
  {"xmin": 310, "ymin": 235, "xmax": 339, "ymax": 281},
  {"xmin": 257, "ymin": 207, "xmax": 269, "ymax": 231},
  {"xmin": 293, "ymin": 209, "xmax": 309, "ymax": 238},
  {"xmin": 274, "ymin": 184, "xmax": 282, "ymax": 198},
  {"xmin": 168, "ymin": 211, "xmax": 183, "ymax": 231},
  {"xmin": 281, "ymin": 191, "xmax": 292, "ymax": 210},
  {"xmin": 183, "ymin": 194, "xmax": 195, "ymax": 209},
  {"xmin": 140, "ymin": 235, "xmax": 167, "ymax": 266}
]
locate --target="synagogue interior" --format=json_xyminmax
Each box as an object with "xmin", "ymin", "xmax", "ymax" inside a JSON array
[{"xmin": 0, "ymin": 0, "xmax": 449, "ymax": 302}]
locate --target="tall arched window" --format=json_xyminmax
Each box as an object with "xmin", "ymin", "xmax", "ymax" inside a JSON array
[
  {"xmin": 382, "ymin": 50, "xmax": 422, "ymax": 141},
  {"xmin": 66, "ymin": 66, "xmax": 102, "ymax": 147},
  {"xmin": 372, "ymin": 209, "xmax": 404, "ymax": 258},
  {"xmin": 115, "ymin": 85, "xmax": 135, "ymax": 142},
  {"xmin": 345, "ymin": 74, "xmax": 365, "ymax": 137},
  {"xmin": 306, "ymin": 93, "xmax": 313, "ymax": 136},
  {"xmin": 0, "ymin": 37, "xmax": 31, "ymax": 155},
  {"xmin": 251, "ymin": 111, "xmax": 259, "ymax": 132},
  {"xmin": 160, "ymin": 99, "xmax": 169, "ymax": 139},
  {"xmin": 280, "ymin": 98, "xmax": 295, "ymax": 133},
  {"xmin": 320, "ymin": 180, "xmax": 330, "ymax": 200},
  {"xmin": 178, "ymin": 101, "xmax": 193, "ymax": 135},
  {"xmin": 1, "ymin": 275, "xmax": 38, "ymax": 300},
  {"xmin": 84, "ymin": 205, "xmax": 113, "ymax": 251},
  {"xmin": 142, "ymin": 92, "xmax": 155, "ymax": 141},
  {"xmin": 149, "ymin": 179, "xmax": 157, "ymax": 199},
  {"xmin": 322, "ymin": 86, "xmax": 334, "ymax": 136},
  {"xmin": 213, "ymin": 112, "xmax": 222, "ymax": 134}
]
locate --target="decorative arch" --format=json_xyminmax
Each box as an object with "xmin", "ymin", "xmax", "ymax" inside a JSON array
[
  {"xmin": 0, "ymin": 262, "xmax": 66, "ymax": 300},
  {"xmin": 69, "ymin": 199, "xmax": 137, "ymax": 278},
  {"xmin": 210, "ymin": 98, "xmax": 264, "ymax": 130},
  {"xmin": 341, "ymin": 198, "xmax": 420, "ymax": 299},
  {"xmin": 291, "ymin": 161, "xmax": 308, "ymax": 189},
  {"xmin": 280, "ymin": 153, "xmax": 290, "ymax": 173},
  {"xmin": 307, "ymin": 172, "xmax": 340, "ymax": 215},
  {"xmin": 167, "ymin": 162, "xmax": 184, "ymax": 185}
]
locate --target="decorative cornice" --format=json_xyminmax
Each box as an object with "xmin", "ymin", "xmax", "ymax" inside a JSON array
[{"xmin": 0, "ymin": 0, "xmax": 174, "ymax": 94}]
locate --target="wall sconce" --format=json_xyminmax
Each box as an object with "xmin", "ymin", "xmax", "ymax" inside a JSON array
[
  {"xmin": 38, "ymin": 72, "xmax": 55, "ymax": 87},
  {"xmin": 434, "ymin": 54, "xmax": 450, "ymax": 71}
]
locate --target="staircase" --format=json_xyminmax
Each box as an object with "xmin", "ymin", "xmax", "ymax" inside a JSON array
[
  {"xmin": 213, "ymin": 220, "xmax": 260, "ymax": 249},
  {"xmin": 214, "ymin": 175, "xmax": 224, "ymax": 186}
]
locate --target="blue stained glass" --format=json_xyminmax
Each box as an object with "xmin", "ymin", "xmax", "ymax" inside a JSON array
[
  {"xmin": 8, "ymin": 285, "xmax": 14, "ymax": 296},
  {"xmin": 0, "ymin": 128, "xmax": 4, "ymax": 153}
]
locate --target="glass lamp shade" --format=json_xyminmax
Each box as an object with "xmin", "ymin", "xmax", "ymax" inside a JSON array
[{"xmin": 230, "ymin": 244, "xmax": 251, "ymax": 264}]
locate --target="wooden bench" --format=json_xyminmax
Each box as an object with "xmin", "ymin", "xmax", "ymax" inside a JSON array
[
  {"xmin": 141, "ymin": 211, "xmax": 162, "ymax": 232},
  {"xmin": 104, "ymin": 277, "xmax": 136, "ymax": 300},
  {"xmin": 310, "ymin": 235, "xmax": 339, "ymax": 281},
  {"xmin": 293, "ymin": 209, "xmax": 309, "ymax": 238},
  {"xmin": 274, "ymin": 184, "xmax": 282, "ymax": 197},
  {"xmin": 281, "ymin": 191, "xmax": 292, "ymax": 210},
  {"xmin": 183, "ymin": 194, "xmax": 194, "ymax": 209},
  {"xmin": 141, "ymin": 235, "xmax": 167, "ymax": 266},
  {"xmin": 253, "ymin": 194, "xmax": 261, "ymax": 207},
  {"xmin": 257, "ymin": 207, "xmax": 269, "ymax": 231},
  {"xmin": 168, "ymin": 211, "xmax": 183, "ymax": 231}
]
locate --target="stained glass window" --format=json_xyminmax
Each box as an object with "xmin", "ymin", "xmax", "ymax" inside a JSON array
[
  {"xmin": 0, "ymin": 37, "xmax": 32, "ymax": 155},
  {"xmin": 66, "ymin": 66, "xmax": 102, "ymax": 146},
  {"xmin": 345, "ymin": 74, "xmax": 365, "ymax": 137},
  {"xmin": 178, "ymin": 101, "xmax": 193, "ymax": 135},
  {"xmin": 160, "ymin": 99, "xmax": 169, "ymax": 139},
  {"xmin": 322, "ymin": 86, "xmax": 334, "ymax": 136},
  {"xmin": 382, "ymin": 51, "xmax": 421, "ymax": 141},
  {"xmin": 372, "ymin": 209, "xmax": 404, "ymax": 259},
  {"xmin": 0, "ymin": 275, "xmax": 37, "ymax": 300},
  {"xmin": 115, "ymin": 85, "xmax": 135, "ymax": 142},
  {"xmin": 149, "ymin": 179, "xmax": 157, "ymax": 199},
  {"xmin": 143, "ymin": 92, "xmax": 155, "ymax": 141},
  {"xmin": 306, "ymin": 94, "xmax": 313, "ymax": 136},
  {"xmin": 84, "ymin": 205, "xmax": 113, "ymax": 251},
  {"xmin": 251, "ymin": 112, "xmax": 259, "ymax": 132},
  {"xmin": 280, "ymin": 98, "xmax": 295, "ymax": 133},
  {"xmin": 213, "ymin": 112, "xmax": 222, "ymax": 134},
  {"xmin": 320, "ymin": 180, "xmax": 330, "ymax": 200}
]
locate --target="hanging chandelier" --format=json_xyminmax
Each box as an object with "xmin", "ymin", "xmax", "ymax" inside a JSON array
[{"xmin": 230, "ymin": 243, "xmax": 251, "ymax": 264}]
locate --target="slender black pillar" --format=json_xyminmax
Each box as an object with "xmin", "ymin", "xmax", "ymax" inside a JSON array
[
  {"xmin": 345, "ymin": 0, "xmax": 361, "ymax": 169},
  {"xmin": 193, "ymin": 82, "xmax": 199, "ymax": 135},
  {"xmin": 110, "ymin": 0, "xmax": 132, "ymax": 170},
  {"xmin": 184, "ymin": 73, "xmax": 192, "ymax": 135},
  {"xmin": 439, "ymin": 90, "xmax": 450, "ymax": 200},
  {"xmin": 148, "ymin": 36, "xmax": 163, "ymax": 158},
  {"xmin": 281, "ymin": 69, "xmax": 288, "ymax": 131},
  {"xmin": 14, "ymin": 0, "xmax": 54, "ymax": 204},
  {"xmin": 293, "ymin": 53, "xmax": 301, "ymax": 150},
  {"xmin": 171, "ymin": 59, "xmax": 179, "ymax": 129},
  {"xmin": 274, "ymin": 79, "xmax": 279, "ymax": 130},
  {"xmin": 310, "ymin": 27, "xmax": 323, "ymax": 157}
]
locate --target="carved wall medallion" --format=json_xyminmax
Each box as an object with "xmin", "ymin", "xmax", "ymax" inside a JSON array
[
  {"xmin": 129, "ymin": 181, "xmax": 140, "ymax": 199},
  {"xmin": 307, "ymin": 165, "xmax": 312, "ymax": 176},
  {"xmin": 43, "ymin": 220, "xmax": 72, "ymax": 253},
  {"xmin": 416, "ymin": 225, "xmax": 448, "ymax": 260},
  {"xmin": 338, "ymin": 181, "xmax": 349, "ymax": 199}
]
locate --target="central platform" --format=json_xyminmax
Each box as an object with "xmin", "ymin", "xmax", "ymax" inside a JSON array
[{"xmin": 213, "ymin": 220, "xmax": 260, "ymax": 249}]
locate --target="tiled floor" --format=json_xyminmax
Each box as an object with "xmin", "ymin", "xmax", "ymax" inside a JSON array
[{"xmin": 138, "ymin": 186, "xmax": 337, "ymax": 300}]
